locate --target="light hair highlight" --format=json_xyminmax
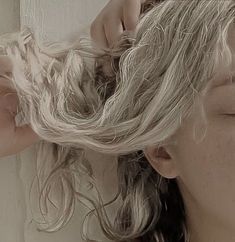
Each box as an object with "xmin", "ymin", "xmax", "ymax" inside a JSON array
[{"xmin": 0, "ymin": 0, "xmax": 234, "ymax": 241}]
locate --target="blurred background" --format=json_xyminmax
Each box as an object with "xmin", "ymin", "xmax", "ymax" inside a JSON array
[{"xmin": 0, "ymin": 1, "xmax": 119, "ymax": 242}]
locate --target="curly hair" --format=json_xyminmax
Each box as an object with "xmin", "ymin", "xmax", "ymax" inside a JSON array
[{"xmin": 0, "ymin": 0, "xmax": 234, "ymax": 242}]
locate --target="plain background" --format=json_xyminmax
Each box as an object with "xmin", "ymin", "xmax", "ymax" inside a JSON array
[{"xmin": 0, "ymin": 1, "xmax": 120, "ymax": 242}]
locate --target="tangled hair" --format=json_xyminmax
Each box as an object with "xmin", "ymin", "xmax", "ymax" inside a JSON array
[{"xmin": 0, "ymin": 0, "xmax": 235, "ymax": 241}]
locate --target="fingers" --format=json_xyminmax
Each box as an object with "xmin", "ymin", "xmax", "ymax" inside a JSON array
[
  {"xmin": 90, "ymin": 18, "xmax": 109, "ymax": 49},
  {"xmin": 90, "ymin": 0, "xmax": 143, "ymax": 48},
  {"xmin": 104, "ymin": 19, "xmax": 124, "ymax": 47},
  {"xmin": 91, "ymin": 17, "xmax": 124, "ymax": 49},
  {"xmin": 123, "ymin": 0, "xmax": 142, "ymax": 30}
]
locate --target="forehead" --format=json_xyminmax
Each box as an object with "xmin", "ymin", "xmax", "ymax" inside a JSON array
[{"xmin": 227, "ymin": 22, "xmax": 235, "ymax": 53}]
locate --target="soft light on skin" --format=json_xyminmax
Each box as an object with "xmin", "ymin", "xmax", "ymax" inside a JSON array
[{"xmin": 144, "ymin": 24, "xmax": 235, "ymax": 242}]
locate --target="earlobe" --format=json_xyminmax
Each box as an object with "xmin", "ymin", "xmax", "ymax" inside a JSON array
[{"xmin": 143, "ymin": 145, "xmax": 179, "ymax": 179}]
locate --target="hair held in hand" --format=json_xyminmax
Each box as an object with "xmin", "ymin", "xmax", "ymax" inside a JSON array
[{"xmin": 0, "ymin": 0, "xmax": 234, "ymax": 242}]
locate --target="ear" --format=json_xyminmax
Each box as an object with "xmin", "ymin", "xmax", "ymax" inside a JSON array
[{"xmin": 143, "ymin": 145, "xmax": 179, "ymax": 179}]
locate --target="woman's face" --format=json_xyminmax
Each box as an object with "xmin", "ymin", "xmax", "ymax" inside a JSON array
[{"xmin": 144, "ymin": 25, "xmax": 235, "ymax": 240}]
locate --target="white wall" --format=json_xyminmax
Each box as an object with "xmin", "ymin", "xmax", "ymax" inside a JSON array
[
  {"xmin": 20, "ymin": 0, "xmax": 108, "ymax": 42},
  {"xmin": 0, "ymin": 2, "xmax": 24, "ymax": 242},
  {"xmin": 0, "ymin": 0, "xmax": 19, "ymax": 34},
  {"xmin": 0, "ymin": 1, "xmax": 120, "ymax": 242}
]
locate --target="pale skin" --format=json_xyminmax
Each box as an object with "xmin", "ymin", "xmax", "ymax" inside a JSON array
[
  {"xmin": 90, "ymin": 0, "xmax": 147, "ymax": 77},
  {"xmin": 3, "ymin": 1, "xmax": 235, "ymax": 241},
  {"xmin": 90, "ymin": 0, "xmax": 146, "ymax": 48},
  {"xmin": 143, "ymin": 24, "xmax": 235, "ymax": 242},
  {"xmin": 91, "ymin": 1, "xmax": 235, "ymax": 242},
  {"xmin": 0, "ymin": 0, "xmax": 233, "ymax": 241},
  {"xmin": 0, "ymin": 55, "xmax": 40, "ymax": 158},
  {"xmin": 1, "ymin": 2, "xmax": 234, "ymax": 240}
]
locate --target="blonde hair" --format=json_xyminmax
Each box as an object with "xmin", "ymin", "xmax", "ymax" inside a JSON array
[{"xmin": 0, "ymin": 0, "xmax": 235, "ymax": 241}]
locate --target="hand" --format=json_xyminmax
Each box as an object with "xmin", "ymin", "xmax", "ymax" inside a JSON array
[
  {"xmin": 0, "ymin": 56, "xmax": 40, "ymax": 158},
  {"xmin": 90, "ymin": 0, "xmax": 146, "ymax": 48}
]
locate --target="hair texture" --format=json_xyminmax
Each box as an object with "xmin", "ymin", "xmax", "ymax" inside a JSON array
[{"xmin": 0, "ymin": 0, "xmax": 235, "ymax": 241}]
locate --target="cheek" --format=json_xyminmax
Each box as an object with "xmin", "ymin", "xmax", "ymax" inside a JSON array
[{"xmin": 175, "ymin": 120, "xmax": 235, "ymax": 225}]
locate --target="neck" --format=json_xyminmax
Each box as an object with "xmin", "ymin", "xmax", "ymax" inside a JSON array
[{"xmin": 177, "ymin": 179, "xmax": 235, "ymax": 242}]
